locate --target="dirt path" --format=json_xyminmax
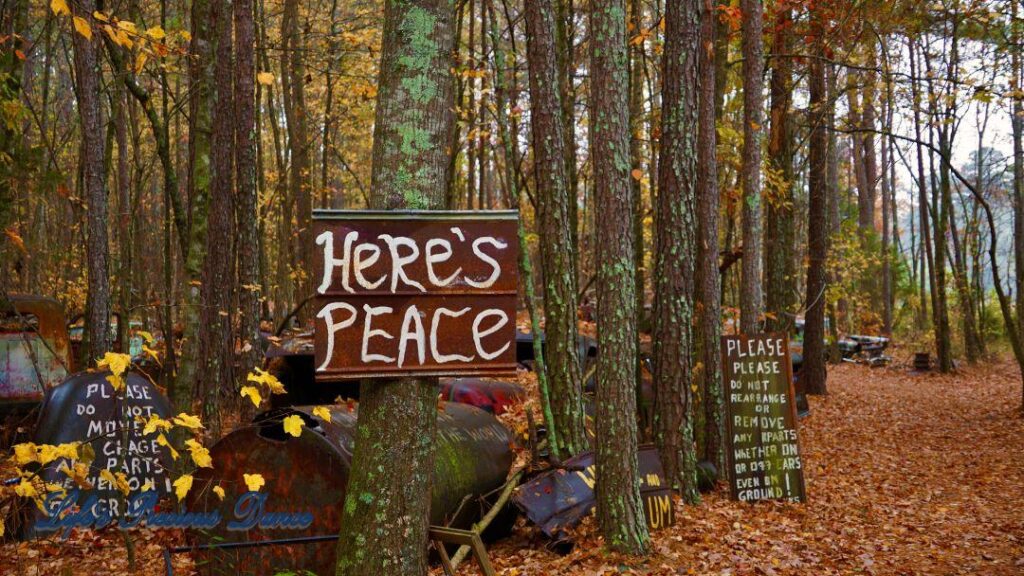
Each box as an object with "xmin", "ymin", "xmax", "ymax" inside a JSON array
[{"xmin": 470, "ymin": 360, "xmax": 1024, "ymax": 575}]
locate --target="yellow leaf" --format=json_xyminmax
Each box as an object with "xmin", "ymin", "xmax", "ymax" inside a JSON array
[
  {"xmin": 72, "ymin": 16, "xmax": 92, "ymax": 40},
  {"xmin": 134, "ymin": 52, "xmax": 148, "ymax": 74},
  {"xmin": 240, "ymin": 385, "xmax": 262, "ymax": 407},
  {"xmin": 3, "ymin": 227, "xmax": 26, "ymax": 254},
  {"xmin": 106, "ymin": 374, "xmax": 125, "ymax": 392},
  {"xmin": 138, "ymin": 330, "xmax": 155, "ymax": 343},
  {"xmin": 312, "ymin": 406, "xmax": 331, "ymax": 423},
  {"xmin": 213, "ymin": 485, "xmax": 225, "ymax": 500},
  {"xmin": 243, "ymin": 473, "xmax": 265, "ymax": 492},
  {"xmin": 179, "ymin": 30, "xmax": 192, "ymax": 42},
  {"xmin": 0, "ymin": 518, "xmax": 5, "ymax": 539},
  {"xmin": 92, "ymin": 11, "xmax": 109, "ymax": 22},
  {"xmin": 13, "ymin": 442, "xmax": 37, "ymax": 465},
  {"xmin": 117, "ymin": 20, "xmax": 137, "ymax": 33},
  {"xmin": 282, "ymin": 414, "xmax": 304, "ymax": 437},
  {"xmin": 157, "ymin": 433, "xmax": 179, "ymax": 460},
  {"xmin": 173, "ymin": 412, "xmax": 204, "ymax": 430},
  {"xmin": 141, "ymin": 479, "xmax": 155, "ymax": 492},
  {"xmin": 185, "ymin": 439, "xmax": 212, "ymax": 468},
  {"xmin": 141, "ymin": 415, "xmax": 172, "ymax": 436},
  {"xmin": 97, "ymin": 351, "xmax": 131, "ymax": 376},
  {"xmin": 146, "ymin": 26, "xmax": 166, "ymax": 40},
  {"xmin": 14, "ymin": 478, "xmax": 37, "ymax": 499},
  {"xmin": 50, "ymin": 0, "xmax": 69, "ymax": 16},
  {"xmin": 257, "ymin": 71, "xmax": 274, "ymax": 85},
  {"xmin": 248, "ymin": 367, "xmax": 286, "ymax": 394},
  {"xmin": 173, "ymin": 474, "xmax": 193, "ymax": 501},
  {"xmin": 630, "ymin": 168, "xmax": 643, "ymax": 181}
]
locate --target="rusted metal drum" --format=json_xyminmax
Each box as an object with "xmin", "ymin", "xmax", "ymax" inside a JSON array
[{"xmin": 187, "ymin": 401, "xmax": 514, "ymax": 575}]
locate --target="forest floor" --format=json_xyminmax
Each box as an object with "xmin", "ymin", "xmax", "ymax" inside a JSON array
[{"xmin": 2, "ymin": 356, "xmax": 1023, "ymax": 575}]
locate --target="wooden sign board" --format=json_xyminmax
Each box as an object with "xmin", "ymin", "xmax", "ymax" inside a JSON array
[
  {"xmin": 312, "ymin": 210, "xmax": 519, "ymax": 380},
  {"xmin": 721, "ymin": 333, "xmax": 806, "ymax": 503}
]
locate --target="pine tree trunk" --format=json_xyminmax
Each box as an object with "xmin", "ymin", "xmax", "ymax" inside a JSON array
[
  {"xmin": 525, "ymin": 0, "xmax": 588, "ymax": 457},
  {"xmin": 177, "ymin": 0, "xmax": 216, "ymax": 413},
  {"xmin": 804, "ymin": 8, "xmax": 828, "ymax": 396},
  {"xmin": 235, "ymin": 0, "xmax": 262, "ymax": 381},
  {"xmin": 197, "ymin": 0, "xmax": 237, "ymax": 438},
  {"xmin": 589, "ymin": 0, "xmax": 650, "ymax": 556},
  {"xmin": 283, "ymin": 0, "xmax": 312, "ymax": 318},
  {"xmin": 764, "ymin": 6, "xmax": 794, "ymax": 335},
  {"xmin": 739, "ymin": 0, "xmax": 764, "ymax": 334},
  {"xmin": 333, "ymin": 0, "xmax": 456, "ymax": 572},
  {"xmin": 1012, "ymin": 1, "xmax": 1024, "ymax": 352},
  {"xmin": 696, "ymin": 0, "xmax": 724, "ymax": 478},
  {"xmin": 72, "ymin": 0, "xmax": 112, "ymax": 360},
  {"xmin": 653, "ymin": 0, "xmax": 700, "ymax": 504}
]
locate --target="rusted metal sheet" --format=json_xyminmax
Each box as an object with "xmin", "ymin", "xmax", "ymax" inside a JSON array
[
  {"xmin": 512, "ymin": 445, "xmax": 674, "ymax": 540},
  {"xmin": 439, "ymin": 378, "xmax": 525, "ymax": 415},
  {"xmin": 15, "ymin": 371, "xmax": 174, "ymax": 537},
  {"xmin": 721, "ymin": 334, "xmax": 805, "ymax": 503},
  {"xmin": 312, "ymin": 210, "xmax": 519, "ymax": 380},
  {"xmin": 186, "ymin": 401, "xmax": 514, "ymax": 576},
  {"xmin": 0, "ymin": 295, "xmax": 71, "ymax": 412}
]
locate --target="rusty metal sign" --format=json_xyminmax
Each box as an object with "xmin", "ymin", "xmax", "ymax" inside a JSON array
[
  {"xmin": 312, "ymin": 210, "xmax": 519, "ymax": 380},
  {"xmin": 512, "ymin": 445, "xmax": 674, "ymax": 538},
  {"xmin": 721, "ymin": 333, "xmax": 806, "ymax": 503}
]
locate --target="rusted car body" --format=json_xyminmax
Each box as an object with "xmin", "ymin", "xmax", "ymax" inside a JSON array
[{"xmin": 0, "ymin": 295, "xmax": 71, "ymax": 415}]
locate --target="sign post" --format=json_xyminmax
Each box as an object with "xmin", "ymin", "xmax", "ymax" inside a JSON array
[
  {"xmin": 721, "ymin": 333, "xmax": 806, "ymax": 502},
  {"xmin": 312, "ymin": 210, "xmax": 519, "ymax": 380}
]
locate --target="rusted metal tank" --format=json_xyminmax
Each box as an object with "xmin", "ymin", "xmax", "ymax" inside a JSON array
[
  {"xmin": 0, "ymin": 295, "xmax": 71, "ymax": 417},
  {"xmin": 187, "ymin": 401, "xmax": 514, "ymax": 575}
]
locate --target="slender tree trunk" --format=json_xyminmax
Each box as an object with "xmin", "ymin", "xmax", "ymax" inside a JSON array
[
  {"xmin": 283, "ymin": 0, "xmax": 312, "ymax": 318},
  {"xmin": 764, "ymin": 6, "xmax": 794, "ymax": 335},
  {"xmin": 589, "ymin": 0, "xmax": 650, "ymax": 555},
  {"xmin": 71, "ymin": 0, "xmax": 112, "ymax": 360},
  {"xmin": 696, "ymin": 0, "xmax": 724, "ymax": 478},
  {"xmin": 235, "ymin": 0, "xmax": 261, "ymax": 380},
  {"xmin": 333, "ymin": 0, "xmax": 456, "ymax": 572},
  {"xmin": 197, "ymin": 0, "xmax": 237, "ymax": 438},
  {"xmin": 739, "ymin": 0, "xmax": 764, "ymax": 333},
  {"xmin": 653, "ymin": 0, "xmax": 700, "ymax": 503},
  {"xmin": 804, "ymin": 6, "xmax": 828, "ymax": 396},
  {"xmin": 525, "ymin": 0, "xmax": 588, "ymax": 457},
  {"xmin": 177, "ymin": 0, "xmax": 216, "ymax": 413},
  {"xmin": 910, "ymin": 39, "xmax": 937, "ymax": 349},
  {"xmin": 628, "ymin": 0, "xmax": 649, "ymax": 437},
  {"xmin": 556, "ymin": 0, "xmax": 578, "ymax": 269},
  {"xmin": 1012, "ymin": 1, "xmax": 1024, "ymax": 351}
]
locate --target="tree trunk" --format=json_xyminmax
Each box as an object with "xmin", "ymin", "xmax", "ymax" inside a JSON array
[
  {"xmin": 177, "ymin": 0, "xmax": 216, "ymax": 413},
  {"xmin": 763, "ymin": 6, "xmax": 794, "ymax": 335},
  {"xmin": 283, "ymin": 0, "xmax": 312, "ymax": 319},
  {"xmin": 739, "ymin": 0, "xmax": 764, "ymax": 333},
  {"xmin": 589, "ymin": 0, "xmax": 650, "ymax": 555},
  {"xmin": 804, "ymin": 8, "xmax": 828, "ymax": 396},
  {"xmin": 653, "ymin": 0, "xmax": 700, "ymax": 504},
  {"xmin": 525, "ymin": 0, "xmax": 588, "ymax": 457},
  {"xmin": 333, "ymin": 0, "xmax": 456, "ymax": 572},
  {"xmin": 197, "ymin": 0, "xmax": 237, "ymax": 438},
  {"xmin": 1013, "ymin": 1, "xmax": 1024, "ymax": 352},
  {"xmin": 235, "ymin": 0, "xmax": 261, "ymax": 381},
  {"xmin": 696, "ymin": 0, "xmax": 725, "ymax": 479}
]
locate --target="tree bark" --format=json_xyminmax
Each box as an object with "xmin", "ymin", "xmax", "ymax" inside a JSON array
[
  {"xmin": 71, "ymin": 0, "xmax": 112, "ymax": 360},
  {"xmin": 739, "ymin": 0, "xmax": 764, "ymax": 333},
  {"xmin": 653, "ymin": 0, "xmax": 700, "ymax": 504},
  {"xmin": 696, "ymin": 0, "xmax": 724, "ymax": 478},
  {"xmin": 235, "ymin": 0, "xmax": 262, "ymax": 381},
  {"xmin": 525, "ymin": 0, "xmax": 588, "ymax": 457},
  {"xmin": 333, "ymin": 0, "xmax": 456, "ymax": 572},
  {"xmin": 589, "ymin": 0, "xmax": 650, "ymax": 555},
  {"xmin": 197, "ymin": 0, "xmax": 237, "ymax": 438},
  {"xmin": 804, "ymin": 6, "xmax": 828, "ymax": 396},
  {"xmin": 763, "ymin": 6, "xmax": 794, "ymax": 335},
  {"xmin": 283, "ymin": 0, "xmax": 312, "ymax": 319}
]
